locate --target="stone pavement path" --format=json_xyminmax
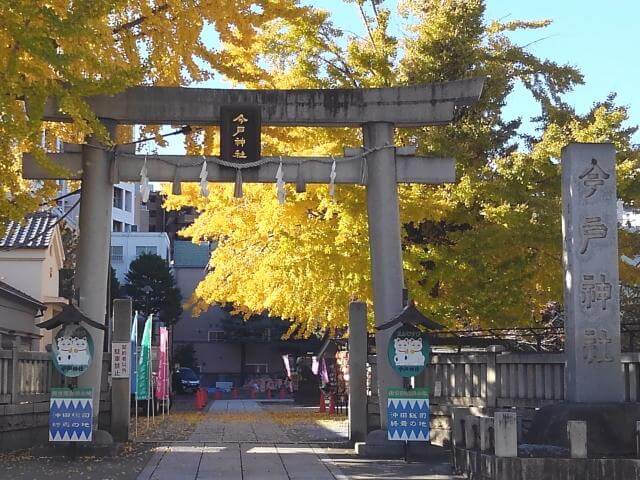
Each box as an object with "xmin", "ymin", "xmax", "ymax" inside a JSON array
[
  {"xmin": 137, "ymin": 400, "xmax": 339, "ymax": 480},
  {"xmin": 136, "ymin": 400, "xmax": 462, "ymax": 480},
  {"xmin": 189, "ymin": 400, "xmax": 292, "ymax": 443}
]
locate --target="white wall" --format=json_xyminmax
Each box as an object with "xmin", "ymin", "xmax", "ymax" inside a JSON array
[
  {"xmin": 56, "ymin": 181, "xmax": 142, "ymax": 232},
  {"xmin": 110, "ymin": 232, "xmax": 171, "ymax": 282},
  {"xmin": 112, "ymin": 182, "xmax": 136, "ymax": 232},
  {"xmin": 0, "ymin": 253, "xmax": 45, "ymax": 300}
]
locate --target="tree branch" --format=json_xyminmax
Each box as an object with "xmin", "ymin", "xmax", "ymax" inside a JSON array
[{"xmin": 112, "ymin": 4, "xmax": 169, "ymax": 35}]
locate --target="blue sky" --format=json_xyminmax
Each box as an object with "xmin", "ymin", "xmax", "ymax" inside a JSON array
[
  {"xmin": 317, "ymin": 0, "xmax": 639, "ymax": 141},
  {"xmin": 158, "ymin": 0, "xmax": 638, "ymax": 153}
]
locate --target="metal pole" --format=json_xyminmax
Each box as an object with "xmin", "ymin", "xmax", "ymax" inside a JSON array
[
  {"xmin": 75, "ymin": 122, "xmax": 116, "ymax": 431},
  {"xmin": 363, "ymin": 122, "xmax": 404, "ymax": 429}
]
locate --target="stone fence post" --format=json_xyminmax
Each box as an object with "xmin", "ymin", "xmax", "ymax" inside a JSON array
[
  {"xmin": 110, "ymin": 299, "xmax": 132, "ymax": 442},
  {"xmin": 348, "ymin": 301, "xmax": 368, "ymax": 443},
  {"xmin": 494, "ymin": 411, "xmax": 518, "ymax": 457},
  {"xmin": 568, "ymin": 420, "xmax": 587, "ymax": 458}
]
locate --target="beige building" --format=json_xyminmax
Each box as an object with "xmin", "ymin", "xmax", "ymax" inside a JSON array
[
  {"xmin": 0, "ymin": 212, "xmax": 67, "ymax": 350},
  {"xmin": 0, "ymin": 280, "xmax": 46, "ymax": 350}
]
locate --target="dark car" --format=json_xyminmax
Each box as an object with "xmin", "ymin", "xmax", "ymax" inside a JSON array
[{"xmin": 177, "ymin": 367, "xmax": 200, "ymax": 393}]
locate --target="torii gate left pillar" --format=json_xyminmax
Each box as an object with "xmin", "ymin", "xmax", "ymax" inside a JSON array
[
  {"xmin": 75, "ymin": 123, "xmax": 116, "ymax": 426},
  {"xmin": 26, "ymin": 78, "xmax": 485, "ymax": 436}
]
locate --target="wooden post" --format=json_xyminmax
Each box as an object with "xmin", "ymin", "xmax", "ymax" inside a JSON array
[
  {"xmin": 486, "ymin": 345, "xmax": 503, "ymax": 409},
  {"xmin": 10, "ymin": 343, "xmax": 19, "ymax": 404}
]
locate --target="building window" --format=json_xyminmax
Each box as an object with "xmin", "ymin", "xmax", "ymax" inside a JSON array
[
  {"xmin": 208, "ymin": 331, "xmax": 225, "ymax": 342},
  {"xmin": 262, "ymin": 328, "xmax": 271, "ymax": 342},
  {"xmin": 111, "ymin": 246, "xmax": 124, "ymax": 263},
  {"xmin": 136, "ymin": 246, "xmax": 157, "ymax": 257},
  {"xmin": 112, "ymin": 220, "xmax": 123, "ymax": 232},
  {"xmin": 125, "ymin": 190, "xmax": 133, "ymax": 212},
  {"xmin": 113, "ymin": 187, "xmax": 123, "ymax": 209}
]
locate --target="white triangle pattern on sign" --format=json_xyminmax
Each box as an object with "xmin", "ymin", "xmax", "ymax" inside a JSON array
[{"xmin": 387, "ymin": 398, "xmax": 429, "ymax": 410}]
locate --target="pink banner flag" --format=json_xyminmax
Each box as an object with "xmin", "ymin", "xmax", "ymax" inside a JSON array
[
  {"xmin": 155, "ymin": 327, "xmax": 169, "ymax": 400},
  {"xmin": 320, "ymin": 358, "xmax": 329, "ymax": 384}
]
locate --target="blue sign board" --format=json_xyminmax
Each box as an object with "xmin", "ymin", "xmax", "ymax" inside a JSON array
[
  {"xmin": 49, "ymin": 388, "xmax": 92, "ymax": 442},
  {"xmin": 387, "ymin": 388, "xmax": 430, "ymax": 441}
]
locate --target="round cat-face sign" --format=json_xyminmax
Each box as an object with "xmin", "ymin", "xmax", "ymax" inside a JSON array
[
  {"xmin": 387, "ymin": 324, "xmax": 430, "ymax": 378},
  {"xmin": 52, "ymin": 324, "xmax": 94, "ymax": 377}
]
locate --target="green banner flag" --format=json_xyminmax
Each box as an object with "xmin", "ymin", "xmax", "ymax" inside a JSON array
[{"xmin": 136, "ymin": 314, "xmax": 153, "ymax": 400}]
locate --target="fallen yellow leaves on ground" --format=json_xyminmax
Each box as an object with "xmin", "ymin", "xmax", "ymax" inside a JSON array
[
  {"xmin": 201, "ymin": 409, "xmax": 347, "ymax": 427},
  {"xmin": 130, "ymin": 410, "xmax": 205, "ymax": 442}
]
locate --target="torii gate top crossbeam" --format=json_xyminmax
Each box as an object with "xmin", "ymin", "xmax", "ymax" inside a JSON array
[{"xmin": 39, "ymin": 78, "xmax": 484, "ymax": 127}]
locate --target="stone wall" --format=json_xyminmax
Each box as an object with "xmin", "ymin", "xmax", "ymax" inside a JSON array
[
  {"xmin": 0, "ymin": 349, "xmax": 111, "ymax": 452},
  {"xmin": 453, "ymin": 447, "xmax": 640, "ymax": 480},
  {"xmin": 366, "ymin": 351, "xmax": 640, "ymax": 445}
]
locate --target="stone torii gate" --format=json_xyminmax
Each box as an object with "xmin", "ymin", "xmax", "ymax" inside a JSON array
[{"xmin": 23, "ymin": 78, "xmax": 484, "ymax": 433}]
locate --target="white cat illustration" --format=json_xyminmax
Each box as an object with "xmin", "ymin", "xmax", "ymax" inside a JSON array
[
  {"xmin": 56, "ymin": 335, "xmax": 91, "ymax": 366},
  {"xmin": 394, "ymin": 337, "xmax": 425, "ymax": 366}
]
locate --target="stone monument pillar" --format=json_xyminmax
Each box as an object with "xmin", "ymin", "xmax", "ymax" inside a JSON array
[{"xmin": 562, "ymin": 142, "xmax": 623, "ymax": 402}]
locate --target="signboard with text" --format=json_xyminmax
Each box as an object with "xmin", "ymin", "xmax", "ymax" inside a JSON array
[
  {"xmin": 112, "ymin": 342, "xmax": 130, "ymax": 378},
  {"xmin": 387, "ymin": 388, "xmax": 430, "ymax": 442},
  {"xmin": 220, "ymin": 105, "xmax": 261, "ymax": 164},
  {"xmin": 49, "ymin": 388, "xmax": 92, "ymax": 442}
]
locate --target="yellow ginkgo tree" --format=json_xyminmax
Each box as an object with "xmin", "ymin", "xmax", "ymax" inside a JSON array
[
  {"xmin": 165, "ymin": 0, "xmax": 640, "ymax": 335},
  {"xmin": 1, "ymin": 0, "xmax": 316, "ymax": 224}
]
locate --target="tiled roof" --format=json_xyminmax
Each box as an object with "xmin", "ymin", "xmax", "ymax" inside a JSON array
[
  {"xmin": 0, "ymin": 212, "xmax": 58, "ymax": 249},
  {"xmin": 173, "ymin": 240, "xmax": 213, "ymax": 268},
  {"xmin": 0, "ymin": 279, "xmax": 45, "ymax": 309}
]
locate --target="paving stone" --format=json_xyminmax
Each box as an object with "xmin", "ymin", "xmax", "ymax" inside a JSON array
[{"xmin": 197, "ymin": 444, "xmax": 242, "ymax": 480}]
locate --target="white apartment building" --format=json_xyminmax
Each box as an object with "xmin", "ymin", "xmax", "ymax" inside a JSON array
[
  {"xmin": 55, "ymin": 181, "xmax": 140, "ymax": 233},
  {"xmin": 110, "ymin": 232, "xmax": 171, "ymax": 282},
  {"xmin": 111, "ymin": 183, "xmax": 137, "ymax": 232}
]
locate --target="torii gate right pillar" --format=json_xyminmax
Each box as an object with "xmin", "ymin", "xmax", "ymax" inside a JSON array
[{"xmin": 363, "ymin": 122, "xmax": 404, "ymax": 428}]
